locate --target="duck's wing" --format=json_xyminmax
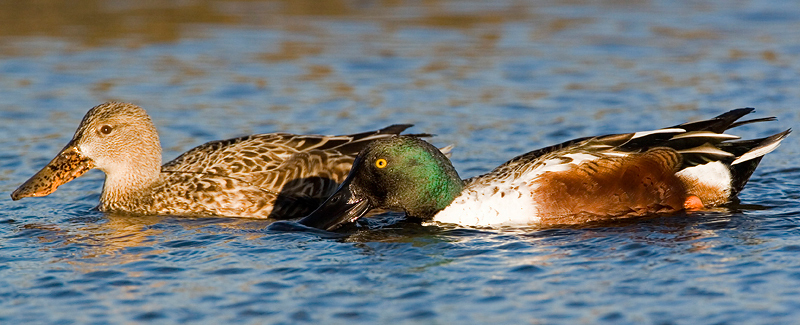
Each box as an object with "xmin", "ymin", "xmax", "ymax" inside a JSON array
[{"xmin": 161, "ymin": 124, "xmax": 414, "ymax": 218}]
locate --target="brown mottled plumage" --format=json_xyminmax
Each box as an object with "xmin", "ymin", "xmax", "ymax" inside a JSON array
[{"xmin": 11, "ymin": 102, "xmax": 415, "ymax": 219}]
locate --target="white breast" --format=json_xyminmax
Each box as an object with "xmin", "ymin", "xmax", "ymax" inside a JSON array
[{"xmin": 431, "ymin": 180, "xmax": 541, "ymax": 227}]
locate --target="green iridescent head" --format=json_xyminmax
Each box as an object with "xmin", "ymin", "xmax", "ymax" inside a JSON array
[{"xmin": 299, "ymin": 136, "xmax": 463, "ymax": 230}]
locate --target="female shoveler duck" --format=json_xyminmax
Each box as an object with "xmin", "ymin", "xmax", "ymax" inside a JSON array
[
  {"xmin": 299, "ymin": 108, "xmax": 790, "ymax": 230},
  {"xmin": 11, "ymin": 102, "xmax": 418, "ymax": 219}
]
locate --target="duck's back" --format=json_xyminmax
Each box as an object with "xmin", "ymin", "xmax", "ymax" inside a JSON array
[{"xmin": 156, "ymin": 125, "xmax": 413, "ymax": 219}]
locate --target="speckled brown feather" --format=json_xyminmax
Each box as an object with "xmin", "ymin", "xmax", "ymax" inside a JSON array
[{"xmin": 155, "ymin": 132, "xmax": 405, "ymax": 218}]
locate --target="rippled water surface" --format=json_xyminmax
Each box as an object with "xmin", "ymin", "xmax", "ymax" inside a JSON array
[{"xmin": 3, "ymin": 1, "xmax": 800, "ymax": 324}]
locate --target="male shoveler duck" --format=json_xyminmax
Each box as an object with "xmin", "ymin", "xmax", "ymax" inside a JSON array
[
  {"xmin": 11, "ymin": 102, "xmax": 419, "ymax": 219},
  {"xmin": 299, "ymin": 108, "xmax": 790, "ymax": 230}
]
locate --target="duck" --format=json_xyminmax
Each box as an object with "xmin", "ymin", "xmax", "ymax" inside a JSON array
[
  {"xmin": 11, "ymin": 102, "xmax": 420, "ymax": 219},
  {"xmin": 298, "ymin": 108, "xmax": 790, "ymax": 230}
]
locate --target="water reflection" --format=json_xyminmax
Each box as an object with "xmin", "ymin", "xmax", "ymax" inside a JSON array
[
  {"xmin": 13, "ymin": 213, "xmax": 276, "ymax": 268},
  {"xmin": 10, "ymin": 201, "xmax": 763, "ymax": 268}
]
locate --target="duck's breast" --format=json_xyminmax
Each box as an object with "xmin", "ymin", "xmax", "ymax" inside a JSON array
[{"xmin": 432, "ymin": 178, "xmax": 541, "ymax": 227}]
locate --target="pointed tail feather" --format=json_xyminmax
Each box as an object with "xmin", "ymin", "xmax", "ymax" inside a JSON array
[
  {"xmin": 721, "ymin": 129, "xmax": 791, "ymax": 195},
  {"xmin": 729, "ymin": 116, "xmax": 777, "ymax": 129},
  {"xmin": 671, "ymin": 107, "xmax": 756, "ymax": 133},
  {"xmin": 730, "ymin": 129, "xmax": 792, "ymax": 166}
]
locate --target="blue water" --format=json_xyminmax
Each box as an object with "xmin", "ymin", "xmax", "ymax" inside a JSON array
[{"xmin": 2, "ymin": 0, "xmax": 800, "ymax": 323}]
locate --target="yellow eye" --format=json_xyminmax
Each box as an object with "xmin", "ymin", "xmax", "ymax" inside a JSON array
[{"xmin": 375, "ymin": 158, "xmax": 388, "ymax": 168}]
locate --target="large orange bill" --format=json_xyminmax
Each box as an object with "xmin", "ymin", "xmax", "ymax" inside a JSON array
[{"xmin": 11, "ymin": 146, "xmax": 94, "ymax": 200}]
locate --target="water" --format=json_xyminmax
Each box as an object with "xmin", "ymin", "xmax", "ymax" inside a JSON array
[{"xmin": 2, "ymin": 0, "xmax": 800, "ymax": 323}]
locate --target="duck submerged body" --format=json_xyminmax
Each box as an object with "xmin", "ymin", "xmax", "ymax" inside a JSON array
[
  {"xmin": 299, "ymin": 108, "xmax": 790, "ymax": 230},
  {"xmin": 12, "ymin": 102, "xmax": 415, "ymax": 219}
]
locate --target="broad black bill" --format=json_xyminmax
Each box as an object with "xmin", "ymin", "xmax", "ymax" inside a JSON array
[{"xmin": 297, "ymin": 178, "xmax": 372, "ymax": 231}]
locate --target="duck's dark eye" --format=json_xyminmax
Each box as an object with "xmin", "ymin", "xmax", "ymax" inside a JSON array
[{"xmin": 99, "ymin": 125, "xmax": 113, "ymax": 135}]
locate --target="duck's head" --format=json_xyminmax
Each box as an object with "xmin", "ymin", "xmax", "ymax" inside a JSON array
[
  {"xmin": 299, "ymin": 136, "xmax": 463, "ymax": 231},
  {"xmin": 12, "ymin": 102, "xmax": 162, "ymax": 201}
]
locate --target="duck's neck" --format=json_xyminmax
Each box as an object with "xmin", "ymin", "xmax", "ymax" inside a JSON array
[
  {"xmin": 99, "ymin": 148, "xmax": 163, "ymax": 208},
  {"xmin": 404, "ymin": 164, "xmax": 465, "ymax": 219}
]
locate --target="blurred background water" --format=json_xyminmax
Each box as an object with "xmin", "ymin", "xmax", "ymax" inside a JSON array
[{"xmin": 2, "ymin": 0, "xmax": 800, "ymax": 324}]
